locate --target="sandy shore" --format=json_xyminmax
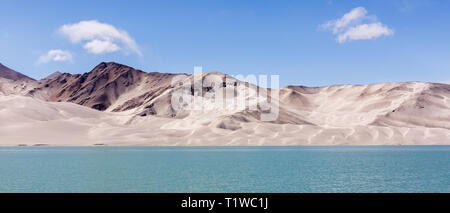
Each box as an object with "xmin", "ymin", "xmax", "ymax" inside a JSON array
[{"xmin": 1, "ymin": 90, "xmax": 448, "ymax": 146}]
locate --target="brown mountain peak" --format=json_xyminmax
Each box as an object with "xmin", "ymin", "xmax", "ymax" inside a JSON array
[
  {"xmin": 89, "ymin": 62, "xmax": 145, "ymax": 77},
  {"xmin": 0, "ymin": 63, "xmax": 35, "ymax": 81},
  {"xmin": 93, "ymin": 61, "xmax": 132, "ymax": 70},
  {"xmin": 43, "ymin": 71, "xmax": 63, "ymax": 80}
]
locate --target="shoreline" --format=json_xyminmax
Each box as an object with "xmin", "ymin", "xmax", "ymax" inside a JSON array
[{"xmin": 1, "ymin": 144, "xmax": 449, "ymax": 147}]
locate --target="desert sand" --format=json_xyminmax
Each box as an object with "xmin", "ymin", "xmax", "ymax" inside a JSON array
[
  {"xmin": 0, "ymin": 83, "xmax": 449, "ymax": 146},
  {"xmin": 0, "ymin": 62, "xmax": 449, "ymax": 146}
]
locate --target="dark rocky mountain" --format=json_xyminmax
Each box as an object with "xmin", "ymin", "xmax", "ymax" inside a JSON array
[
  {"xmin": 28, "ymin": 62, "xmax": 186, "ymax": 112},
  {"xmin": 0, "ymin": 63, "xmax": 35, "ymax": 81}
]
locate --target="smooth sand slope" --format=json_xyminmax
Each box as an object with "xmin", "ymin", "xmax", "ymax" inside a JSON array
[
  {"xmin": 0, "ymin": 62, "xmax": 449, "ymax": 146},
  {"xmin": 0, "ymin": 81, "xmax": 448, "ymax": 146}
]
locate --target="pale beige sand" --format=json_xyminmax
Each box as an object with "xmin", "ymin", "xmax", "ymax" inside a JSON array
[
  {"xmin": 0, "ymin": 81, "xmax": 449, "ymax": 146},
  {"xmin": 1, "ymin": 62, "xmax": 448, "ymax": 146}
]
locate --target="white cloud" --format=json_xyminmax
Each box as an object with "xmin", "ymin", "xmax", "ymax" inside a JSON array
[
  {"xmin": 330, "ymin": 7, "xmax": 367, "ymax": 33},
  {"xmin": 337, "ymin": 23, "xmax": 394, "ymax": 43},
  {"xmin": 83, "ymin": 39, "xmax": 120, "ymax": 54},
  {"xmin": 38, "ymin": 49, "xmax": 73, "ymax": 64},
  {"xmin": 58, "ymin": 20, "xmax": 141, "ymax": 55},
  {"xmin": 321, "ymin": 7, "xmax": 393, "ymax": 43}
]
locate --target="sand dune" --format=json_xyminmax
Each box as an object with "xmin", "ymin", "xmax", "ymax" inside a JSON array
[
  {"xmin": 0, "ymin": 62, "xmax": 449, "ymax": 146},
  {"xmin": 0, "ymin": 82, "xmax": 448, "ymax": 146}
]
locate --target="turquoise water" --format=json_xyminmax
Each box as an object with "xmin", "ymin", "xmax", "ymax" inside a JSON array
[{"xmin": 0, "ymin": 146, "xmax": 448, "ymax": 193}]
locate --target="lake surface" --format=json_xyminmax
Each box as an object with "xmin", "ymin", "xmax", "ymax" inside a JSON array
[{"xmin": 0, "ymin": 146, "xmax": 448, "ymax": 193}]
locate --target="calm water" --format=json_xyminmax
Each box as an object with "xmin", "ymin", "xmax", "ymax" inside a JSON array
[{"xmin": 0, "ymin": 146, "xmax": 448, "ymax": 193}]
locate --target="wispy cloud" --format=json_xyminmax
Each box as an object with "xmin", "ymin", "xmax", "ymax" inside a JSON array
[
  {"xmin": 336, "ymin": 23, "xmax": 394, "ymax": 43},
  {"xmin": 58, "ymin": 20, "xmax": 141, "ymax": 55},
  {"xmin": 320, "ymin": 7, "xmax": 394, "ymax": 43},
  {"xmin": 38, "ymin": 49, "xmax": 73, "ymax": 64}
]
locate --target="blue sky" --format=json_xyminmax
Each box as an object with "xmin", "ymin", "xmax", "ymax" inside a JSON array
[{"xmin": 0, "ymin": 0, "xmax": 449, "ymax": 86}]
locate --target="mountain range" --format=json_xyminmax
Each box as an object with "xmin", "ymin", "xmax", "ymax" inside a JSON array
[
  {"xmin": 0, "ymin": 63, "xmax": 35, "ymax": 81},
  {"xmin": 0, "ymin": 62, "xmax": 449, "ymax": 146}
]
